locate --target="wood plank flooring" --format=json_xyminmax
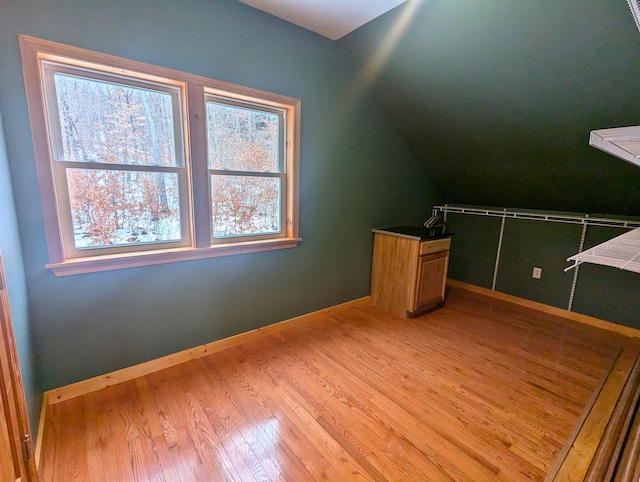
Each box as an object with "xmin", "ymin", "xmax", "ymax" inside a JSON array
[{"xmin": 40, "ymin": 287, "xmax": 629, "ymax": 481}]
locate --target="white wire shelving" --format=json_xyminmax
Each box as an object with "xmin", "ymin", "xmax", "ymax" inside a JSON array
[
  {"xmin": 435, "ymin": 205, "xmax": 640, "ymax": 230},
  {"xmin": 435, "ymin": 204, "xmax": 640, "ymax": 310},
  {"xmin": 565, "ymin": 227, "xmax": 640, "ymax": 274},
  {"xmin": 436, "ymin": 205, "xmax": 640, "ymax": 274}
]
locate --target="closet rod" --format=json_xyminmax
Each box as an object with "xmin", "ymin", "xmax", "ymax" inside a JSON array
[{"xmin": 434, "ymin": 205, "xmax": 640, "ymax": 229}]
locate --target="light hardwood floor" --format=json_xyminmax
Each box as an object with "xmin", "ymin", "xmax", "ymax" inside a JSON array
[{"xmin": 40, "ymin": 287, "xmax": 629, "ymax": 481}]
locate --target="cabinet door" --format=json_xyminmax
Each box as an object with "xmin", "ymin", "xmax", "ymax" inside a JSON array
[{"xmin": 413, "ymin": 251, "xmax": 448, "ymax": 312}]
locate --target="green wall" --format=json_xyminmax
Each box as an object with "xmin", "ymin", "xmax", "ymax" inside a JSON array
[
  {"xmin": 444, "ymin": 214, "xmax": 501, "ymax": 288},
  {"xmin": 0, "ymin": 112, "xmax": 41, "ymax": 434},
  {"xmin": 339, "ymin": 0, "xmax": 640, "ymax": 216},
  {"xmin": 0, "ymin": 0, "xmax": 440, "ymax": 390},
  {"xmin": 339, "ymin": 0, "xmax": 640, "ymax": 331},
  {"xmin": 446, "ymin": 208, "xmax": 640, "ymax": 328}
]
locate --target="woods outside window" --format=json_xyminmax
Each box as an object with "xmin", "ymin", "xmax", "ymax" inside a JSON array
[{"xmin": 19, "ymin": 35, "xmax": 300, "ymax": 276}]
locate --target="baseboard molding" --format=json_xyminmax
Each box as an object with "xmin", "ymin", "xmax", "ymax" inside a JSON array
[
  {"xmin": 34, "ymin": 392, "xmax": 49, "ymax": 471},
  {"xmin": 448, "ymin": 279, "xmax": 640, "ymax": 338},
  {"xmin": 44, "ymin": 296, "xmax": 371, "ymax": 405}
]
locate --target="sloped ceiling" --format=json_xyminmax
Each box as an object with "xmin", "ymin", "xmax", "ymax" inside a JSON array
[{"xmin": 339, "ymin": 0, "xmax": 640, "ymax": 216}]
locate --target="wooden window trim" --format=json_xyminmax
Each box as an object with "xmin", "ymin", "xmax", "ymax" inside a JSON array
[
  {"xmin": 45, "ymin": 238, "xmax": 302, "ymax": 276},
  {"xmin": 19, "ymin": 35, "xmax": 300, "ymax": 276}
]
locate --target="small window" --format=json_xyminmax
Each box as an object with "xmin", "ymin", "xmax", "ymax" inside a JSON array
[
  {"xmin": 20, "ymin": 35, "xmax": 300, "ymax": 275},
  {"xmin": 206, "ymin": 97, "xmax": 285, "ymax": 241}
]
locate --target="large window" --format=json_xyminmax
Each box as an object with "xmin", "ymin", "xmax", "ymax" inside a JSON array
[
  {"xmin": 19, "ymin": 36, "xmax": 300, "ymax": 275},
  {"xmin": 43, "ymin": 66, "xmax": 189, "ymax": 257}
]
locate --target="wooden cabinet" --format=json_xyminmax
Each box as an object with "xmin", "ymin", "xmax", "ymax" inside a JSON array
[{"xmin": 371, "ymin": 232, "xmax": 450, "ymax": 318}]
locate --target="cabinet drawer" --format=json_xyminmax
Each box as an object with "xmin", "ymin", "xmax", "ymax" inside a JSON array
[{"xmin": 419, "ymin": 238, "xmax": 451, "ymax": 256}]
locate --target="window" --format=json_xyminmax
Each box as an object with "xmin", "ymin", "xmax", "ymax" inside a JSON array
[
  {"xmin": 43, "ymin": 66, "xmax": 189, "ymax": 257},
  {"xmin": 19, "ymin": 36, "xmax": 300, "ymax": 276},
  {"xmin": 206, "ymin": 97, "xmax": 285, "ymax": 241}
]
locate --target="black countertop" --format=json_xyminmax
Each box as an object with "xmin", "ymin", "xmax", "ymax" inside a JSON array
[{"xmin": 372, "ymin": 226, "xmax": 454, "ymax": 241}]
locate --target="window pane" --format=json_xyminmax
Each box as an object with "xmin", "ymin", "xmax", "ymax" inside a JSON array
[
  {"xmin": 211, "ymin": 175, "xmax": 280, "ymax": 238},
  {"xmin": 67, "ymin": 168, "xmax": 182, "ymax": 248},
  {"xmin": 53, "ymin": 73, "xmax": 179, "ymax": 167},
  {"xmin": 207, "ymin": 101, "xmax": 279, "ymax": 172}
]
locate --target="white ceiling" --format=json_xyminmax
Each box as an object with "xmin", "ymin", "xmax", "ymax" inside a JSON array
[{"xmin": 239, "ymin": 0, "xmax": 408, "ymax": 40}]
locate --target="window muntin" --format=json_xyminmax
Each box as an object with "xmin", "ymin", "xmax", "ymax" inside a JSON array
[
  {"xmin": 206, "ymin": 97, "xmax": 286, "ymax": 241},
  {"xmin": 19, "ymin": 35, "xmax": 300, "ymax": 275},
  {"xmin": 41, "ymin": 62, "xmax": 190, "ymax": 256}
]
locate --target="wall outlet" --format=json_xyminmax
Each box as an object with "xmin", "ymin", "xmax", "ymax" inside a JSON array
[{"xmin": 532, "ymin": 267, "xmax": 542, "ymax": 279}]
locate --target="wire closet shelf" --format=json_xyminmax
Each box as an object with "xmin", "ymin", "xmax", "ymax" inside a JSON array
[{"xmin": 434, "ymin": 205, "xmax": 640, "ymax": 275}]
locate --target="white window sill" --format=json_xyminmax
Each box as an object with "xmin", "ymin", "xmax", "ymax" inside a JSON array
[{"xmin": 46, "ymin": 238, "xmax": 302, "ymax": 276}]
